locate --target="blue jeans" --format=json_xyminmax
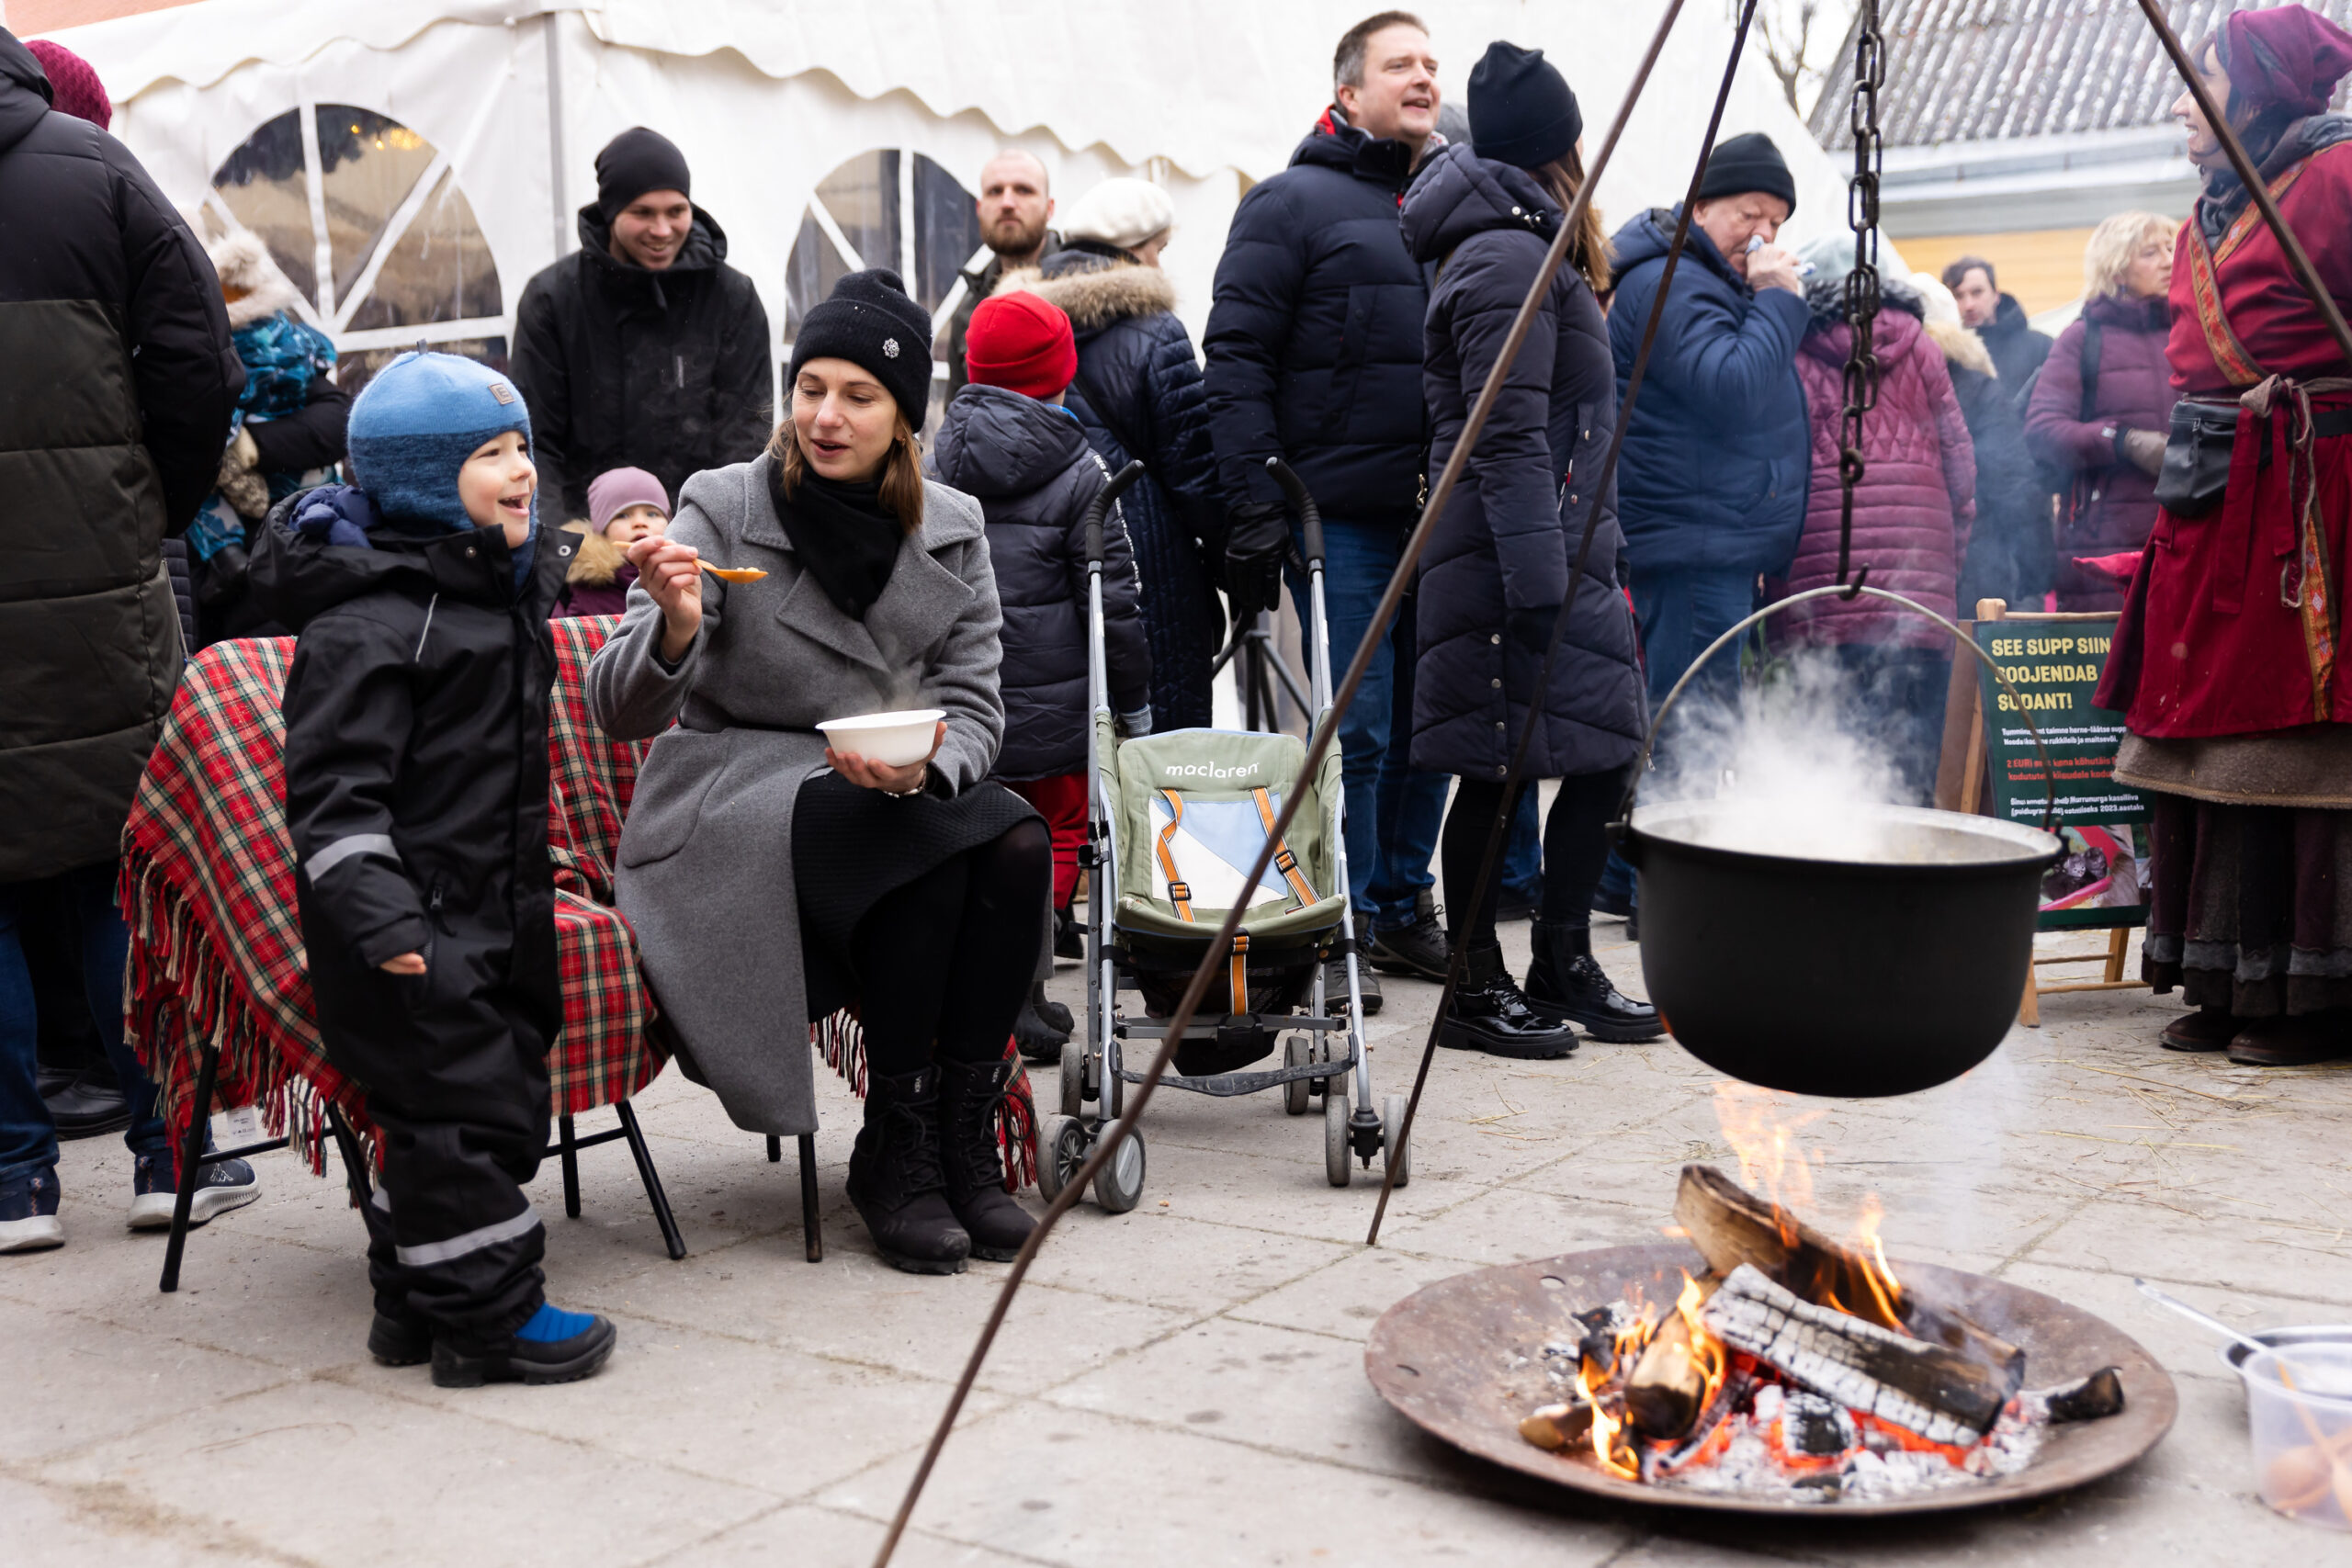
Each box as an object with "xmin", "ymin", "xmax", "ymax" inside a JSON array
[
  {"xmin": 0, "ymin": 863, "xmax": 170, "ymax": 1186},
  {"xmin": 1289, "ymin": 520, "xmax": 1449, "ymax": 928},
  {"xmin": 1598, "ymin": 565, "xmax": 1760, "ymax": 910}
]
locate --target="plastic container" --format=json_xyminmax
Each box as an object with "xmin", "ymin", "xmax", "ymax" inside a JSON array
[
  {"xmin": 816, "ymin": 708, "xmax": 945, "ymax": 768},
  {"xmin": 2242, "ymin": 1345, "xmax": 2352, "ymax": 1529}
]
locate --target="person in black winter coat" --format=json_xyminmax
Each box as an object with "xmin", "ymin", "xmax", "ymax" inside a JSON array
[
  {"xmin": 510, "ymin": 128, "xmax": 772, "ymax": 522},
  {"xmin": 1916, "ymin": 278, "xmax": 2049, "ymax": 612},
  {"xmin": 1402, "ymin": 43, "xmax": 1659, "ymax": 1060},
  {"xmin": 1945, "ymin": 257, "xmax": 2053, "ymax": 405},
  {"xmin": 1203, "ymin": 13, "xmax": 1453, "ymax": 1003},
  {"xmin": 0, "ymin": 28, "xmax": 249, "ymax": 1253},
  {"xmin": 252, "ymin": 351, "xmax": 616, "ymax": 1389},
  {"xmin": 933, "ymin": 294, "xmax": 1152, "ymax": 1049},
  {"xmin": 1000, "ymin": 177, "xmax": 1224, "ymax": 733}
]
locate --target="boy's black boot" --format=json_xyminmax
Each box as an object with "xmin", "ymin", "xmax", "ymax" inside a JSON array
[
  {"xmin": 1441, "ymin": 941, "xmax": 1577, "ymax": 1059},
  {"xmin": 368, "ymin": 1300, "xmax": 433, "ymax": 1367},
  {"xmin": 431, "ymin": 1303, "xmax": 617, "ymax": 1388},
  {"xmin": 846, "ymin": 1066, "xmax": 970, "ymax": 1274},
  {"xmin": 936, "ymin": 1057, "xmax": 1039, "ymax": 1262},
  {"xmin": 1524, "ymin": 921, "xmax": 1663, "ymax": 1043}
]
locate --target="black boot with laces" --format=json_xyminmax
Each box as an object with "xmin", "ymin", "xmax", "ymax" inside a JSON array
[
  {"xmin": 1440, "ymin": 940, "xmax": 1577, "ymax": 1059},
  {"xmin": 846, "ymin": 1066, "xmax": 970, "ymax": 1274},
  {"xmin": 937, "ymin": 1057, "xmax": 1039, "ymax": 1262},
  {"xmin": 1524, "ymin": 920, "xmax": 1663, "ymax": 1043}
]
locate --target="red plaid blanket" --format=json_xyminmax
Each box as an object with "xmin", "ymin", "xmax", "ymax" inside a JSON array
[
  {"xmin": 119, "ymin": 618, "xmax": 663, "ymax": 1172},
  {"xmin": 120, "ymin": 615, "xmax": 1034, "ymax": 1189}
]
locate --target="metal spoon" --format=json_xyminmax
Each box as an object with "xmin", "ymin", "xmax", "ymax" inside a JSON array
[{"xmin": 2134, "ymin": 1278, "xmax": 2275, "ymax": 1360}]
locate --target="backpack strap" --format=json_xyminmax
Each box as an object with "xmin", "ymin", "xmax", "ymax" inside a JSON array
[
  {"xmin": 2077, "ymin": 319, "xmax": 2103, "ymax": 424},
  {"xmin": 1251, "ymin": 786, "xmax": 1317, "ymax": 909},
  {"xmin": 1155, "ymin": 789, "xmax": 1193, "ymax": 920}
]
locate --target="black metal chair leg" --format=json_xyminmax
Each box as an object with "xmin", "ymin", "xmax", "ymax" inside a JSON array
[
  {"xmin": 322, "ymin": 1101, "xmax": 372, "ymax": 1207},
  {"xmin": 766, "ymin": 1134, "xmax": 781, "ymax": 1163},
  {"xmin": 614, "ymin": 1100, "xmax": 684, "ymax": 1259},
  {"xmin": 558, "ymin": 1112, "xmax": 582, "ymax": 1219},
  {"xmin": 159, "ymin": 1040, "xmax": 222, "ymax": 1293},
  {"xmin": 797, "ymin": 1133, "xmax": 821, "ymax": 1263}
]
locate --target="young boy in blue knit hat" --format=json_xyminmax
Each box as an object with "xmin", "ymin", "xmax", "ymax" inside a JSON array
[{"xmin": 253, "ymin": 351, "xmax": 616, "ymax": 1388}]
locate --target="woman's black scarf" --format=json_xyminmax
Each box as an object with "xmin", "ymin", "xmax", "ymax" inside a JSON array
[{"xmin": 768, "ymin": 462, "xmax": 906, "ymax": 619}]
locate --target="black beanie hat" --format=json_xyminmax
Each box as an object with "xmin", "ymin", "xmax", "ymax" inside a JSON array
[
  {"xmin": 1696, "ymin": 131, "xmax": 1797, "ymax": 215},
  {"xmin": 595, "ymin": 127, "xmax": 693, "ymax": 220},
  {"xmin": 787, "ymin": 269, "xmax": 936, "ymax": 429},
  {"xmin": 1466, "ymin": 41, "xmax": 1583, "ymax": 171}
]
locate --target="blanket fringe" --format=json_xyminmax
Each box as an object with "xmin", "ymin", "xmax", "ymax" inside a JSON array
[{"xmin": 807, "ymin": 1010, "xmax": 1037, "ymax": 1191}]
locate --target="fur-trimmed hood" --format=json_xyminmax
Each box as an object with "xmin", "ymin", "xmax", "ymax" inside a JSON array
[
  {"xmin": 1926, "ymin": 317, "xmax": 1995, "ymax": 378},
  {"xmin": 994, "ymin": 253, "xmax": 1177, "ymax": 334},
  {"xmin": 560, "ymin": 519, "xmax": 630, "ymax": 586},
  {"xmin": 206, "ymin": 229, "xmax": 306, "ymax": 329}
]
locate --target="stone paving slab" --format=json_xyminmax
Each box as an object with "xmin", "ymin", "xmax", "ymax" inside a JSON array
[{"xmin": 5, "ymin": 919, "xmax": 2348, "ymax": 1566}]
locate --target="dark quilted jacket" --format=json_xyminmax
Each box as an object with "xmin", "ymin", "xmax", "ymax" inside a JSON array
[
  {"xmin": 1001, "ymin": 244, "xmax": 1224, "ymax": 730},
  {"xmin": 930, "ymin": 384, "xmax": 1150, "ymax": 781},
  {"xmin": 1203, "ymin": 113, "xmax": 1430, "ymax": 523},
  {"xmin": 0, "ymin": 32, "xmax": 242, "ymax": 881},
  {"xmin": 1781, "ymin": 282, "xmax": 1975, "ymax": 649},
  {"xmin": 2022, "ymin": 292, "xmax": 2172, "ymax": 611},
  {"xmin": 1399, "ymin": 146, "xmax": 1645, "ymax": 782}
]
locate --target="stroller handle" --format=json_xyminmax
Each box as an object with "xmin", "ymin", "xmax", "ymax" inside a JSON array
[
  {"xmin": 1265, "ymin": 457, "xmax": 1324, "ymax": 570},
  {"xmin": 1083, "ymin": 460, "xmax": 1148, "ymax": 566}
]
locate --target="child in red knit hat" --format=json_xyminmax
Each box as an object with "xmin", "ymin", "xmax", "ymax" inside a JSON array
[{"xmin": 931, "ymin": 292, "xmax": 1155, "ymax": 1058}]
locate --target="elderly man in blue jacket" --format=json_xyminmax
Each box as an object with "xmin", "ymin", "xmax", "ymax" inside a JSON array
[{"xmin": 1595, "ymin": 132, "xmax": 1811, "ymax": 922}]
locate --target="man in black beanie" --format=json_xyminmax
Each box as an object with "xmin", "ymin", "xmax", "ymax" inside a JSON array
[
  {"xmin": 1591, "ymin": 134, "xmax": 1809, "ymax": 927},
  {"xmin": 511, "ymin": 126, "xmax": 773, "ymax": 520}
]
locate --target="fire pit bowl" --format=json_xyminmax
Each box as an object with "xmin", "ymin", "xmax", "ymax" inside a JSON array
[
  {"xmin": 1618, "ymin": 801, "xmax": 2060, "ymax": 1098},
  {"xmin": 1365, "ymin": 1243, "xmax": 2177, "ymax": 1517}
]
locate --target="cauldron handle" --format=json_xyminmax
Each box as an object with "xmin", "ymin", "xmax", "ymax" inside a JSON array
[{"xmin": 1611, "ymin": 584, "xmax": 2060, "ymax": 838}]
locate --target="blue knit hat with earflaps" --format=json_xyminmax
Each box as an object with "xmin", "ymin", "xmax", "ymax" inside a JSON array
[{"xmin": 345, "ymin": 351, "xmax": 536, "ymax": 534}]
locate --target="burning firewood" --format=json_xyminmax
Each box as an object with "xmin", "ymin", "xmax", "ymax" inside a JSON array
[
  {"xmin": 1701, "ymin": 1265, "xmax": 2021, "ymax": 1447},
  {"xmin": 1519, "ymin": 1396, "xmax": 1595, "ymax": 1451},
  {"xmin": 1623, "ymin": 1273, "xmax": 1721, "ymax": 1440},
  {"xmin": 2039, "ymin": 1366, "xmax": 2126, "ymax": 1423},
  {"xmin": 1674, "ymin": 1164, "xmax": 2025, "ymax": 1387}
]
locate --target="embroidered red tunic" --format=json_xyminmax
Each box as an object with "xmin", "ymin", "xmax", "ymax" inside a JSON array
[{"xmin": 2097, "ymin": 140, "xmax": 2352, "ymax": 737}]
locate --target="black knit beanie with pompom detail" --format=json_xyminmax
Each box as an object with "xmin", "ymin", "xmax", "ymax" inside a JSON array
[{"xmin": 786, "ymin": 268, "xmax": 936, "ymax": 429}]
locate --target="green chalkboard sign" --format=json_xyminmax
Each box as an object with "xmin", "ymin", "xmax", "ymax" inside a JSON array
[{"xmin": 1973, "ymin": 614, "xmax": 2151, "ymax": 931}]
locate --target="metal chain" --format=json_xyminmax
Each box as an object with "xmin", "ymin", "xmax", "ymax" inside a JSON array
[{"xmin": 1837, "ymin": 0, "xmax": 1884, "ymax": 596}]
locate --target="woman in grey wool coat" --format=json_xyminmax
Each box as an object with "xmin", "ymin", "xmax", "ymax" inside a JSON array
[{"xmin": 588, "ymin": 269, "xmax": 1047, "ymax": 1277}]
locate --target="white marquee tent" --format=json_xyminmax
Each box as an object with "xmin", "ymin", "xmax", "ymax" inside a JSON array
[{"xmin": 33, "ymin": 0, "xmax": 1847, "ymax": 406}]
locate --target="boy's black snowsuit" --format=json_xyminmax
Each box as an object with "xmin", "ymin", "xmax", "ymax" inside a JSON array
[{"xmin": 253, "ymin": 493, "xmax": 572, "ymax": 1337}]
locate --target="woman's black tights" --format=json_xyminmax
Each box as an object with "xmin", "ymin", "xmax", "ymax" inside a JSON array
[
  {"xmin": 853, "ymin": 819, "xmax": 1051, "ymax": 1077},
  {"xmin": 1442, "ymin": 771, "xmax": 1627, "ymax": 946}
]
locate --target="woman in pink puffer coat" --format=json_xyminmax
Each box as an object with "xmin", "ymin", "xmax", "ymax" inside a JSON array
[{"xmin": 1779, "ymin": 277, "xmax": 1974, "ymax": 800}]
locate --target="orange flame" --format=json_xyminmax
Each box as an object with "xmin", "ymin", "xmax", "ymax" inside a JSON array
[
  {"xmin": 1851, "ymin": 1193, "xmax": 1905, "ymax": 1320},
  {"xmin": 1674, "ymin": 1270, "xmax": 1727, "ymax": 1411},
  {"xmin": 1712, "ymin": 1083, "xmax": 1823, "ymax": 1237}
]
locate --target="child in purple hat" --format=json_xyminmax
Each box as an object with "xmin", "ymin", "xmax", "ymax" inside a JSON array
[{"xmin": 554, "ymin": 467, "xmax": 669, "ymax": 617}]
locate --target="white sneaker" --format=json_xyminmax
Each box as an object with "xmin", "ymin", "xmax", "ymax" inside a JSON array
[
  {"xmin": 128, "ymin": 1152, "xmax": 261, "ymax": 1231},
  {"xmin": 0, "ymin": 1170, "xmax": 65, "ymax": 1253}
]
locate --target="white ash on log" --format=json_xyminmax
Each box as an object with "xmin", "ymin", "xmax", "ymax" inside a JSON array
[
  {"xmin": 1674, "ymin": 1165, "xmax": 2026, "ymax": 1386},
  {"xmin": 1701, "ymin": 1266, "xmax": 2022, "ymax": 1447}
]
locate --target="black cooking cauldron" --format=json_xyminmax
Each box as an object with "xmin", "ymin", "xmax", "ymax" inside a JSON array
[{"xmin": 1613, "ymin": 586, "xmax": 2063, "ymax": 1098}]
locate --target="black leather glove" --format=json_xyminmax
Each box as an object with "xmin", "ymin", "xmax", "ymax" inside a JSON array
[
  {"xmin": 1224, "ymin": 502, "xmax": 1289, "ymax": 617},
  {"xmin": 1505, "ymin": 604, "xmax": 1562, "ymax": 658}
]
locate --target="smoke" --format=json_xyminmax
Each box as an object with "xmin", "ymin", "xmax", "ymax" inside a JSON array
[{"xmin": 1639, "ymin": 647, "xmax": 1912, "ymax": 860}]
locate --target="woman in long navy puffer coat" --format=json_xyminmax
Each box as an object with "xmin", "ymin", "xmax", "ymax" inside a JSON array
[
  {"xmin": 997, "ymin": 195, "xmax": 1226, "ymax": 733},
  {"xmin": 1401, "ymin": 43, "xmax": 1657, "ymax": 1058}
]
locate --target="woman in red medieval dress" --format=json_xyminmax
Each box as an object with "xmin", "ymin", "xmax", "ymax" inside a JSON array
[{"xmin": 2096, "ymin": 5, "xmax": 2352, "ymax": 1066}]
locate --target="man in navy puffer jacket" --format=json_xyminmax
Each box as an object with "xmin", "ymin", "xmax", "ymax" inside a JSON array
[
  {"xmin": 1595, "ymin": 134, "xmax": 1811, "ymax": 919},
  {"xmin": 1203, "ymin": 11, "xmax": 1454, "ymax": 1004}
]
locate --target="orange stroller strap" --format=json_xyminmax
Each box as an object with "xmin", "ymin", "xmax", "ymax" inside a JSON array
[
  {"xmin": 1155, "ymin": 789, "xmax": 1193, "ymax": 919},
  {"xmin": 1227, "ymin": 932, "xmax": 1250, "ymax": 1016},
  {"xmin": 1251, "ymin": 786, "xmax": 1316, "ymax": 908}
]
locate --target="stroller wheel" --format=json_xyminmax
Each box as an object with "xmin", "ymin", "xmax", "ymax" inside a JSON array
[
  {"xmin": 1382, "ymin": 1093, "xmax": 1412, "ymax": 1189},
  {"xmin": 1324, "ymin": 1071, "xmax": 1352, "ymax": 1188},
  {"xmin": 1092, "ymin": 1127, "xmax": 1146, "ymax": 1213},
  {"xmin": 1059, "ymin": 1036, "xmax": 1088, "ymax": 1119},
  {"xmin": 1283, "ymin": 1035, "xmax": 1310, "ymax": 1116},
  {"xmin": 1038, "ymin": 1114, "xmax": 1088, "ymax": 1201}
]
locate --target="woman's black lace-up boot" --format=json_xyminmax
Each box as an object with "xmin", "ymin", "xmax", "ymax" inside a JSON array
[
  {"xmin": 845, "ymin": 1066, "xmax": 971, "ymax": 1274},
  {"xmin": 937, "ymin": 1056, "xmax": 1038, "ymax": 1262}
]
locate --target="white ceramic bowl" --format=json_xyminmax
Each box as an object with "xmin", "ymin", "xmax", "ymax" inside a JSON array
[{"xmin": 816, "ymin": 708, "xmax": 944, "ymax": 768}]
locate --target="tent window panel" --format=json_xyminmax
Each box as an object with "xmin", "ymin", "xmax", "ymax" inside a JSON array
[
  {"xmin": 338, "ymin": 337, "xmax": 507, "ymax": 400},
  {"xmin": 911, "ymin": 153, "xmax": 981, "ymax": 314},
  {"xmin": 817, "ymin": 150, "xmax": 899, "ymax": 280},
  {"xmin": 784, "ymin": 208, "xmax": 850, "ymax": 343},
  {"xmin": 315, "ymin": 106, "xmax": 438, "ymax": 305},
  {"xmin": 210, "ymin": 110, "xmax": 317, "ymax": 302},
  {"xmin": 345, "ymin": 170, "xmax": 503, "ymax": 332}
]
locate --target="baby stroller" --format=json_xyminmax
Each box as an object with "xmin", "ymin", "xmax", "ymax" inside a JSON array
[{"xmin": 1037, "ymin": 458, "xmax": 1410, "ymax": 1212}]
